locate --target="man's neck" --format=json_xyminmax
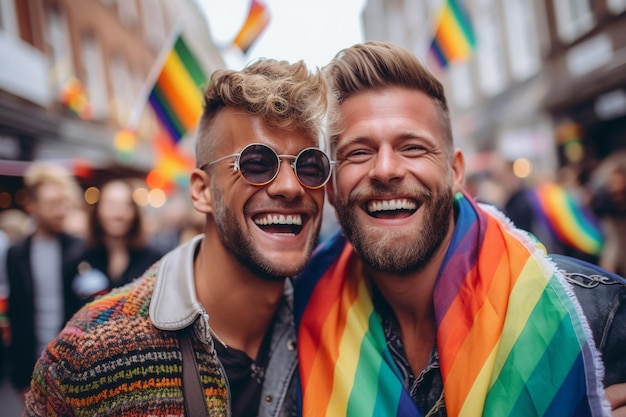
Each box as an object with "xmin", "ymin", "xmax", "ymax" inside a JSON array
[
  {"xmin": 364, "ymin": 220, "xmax": 454, "ymax": 375},
  {"xmin": 194, "ymin": 237, "xmax": 285, "ymax": 360},
  {"xmin": 103, "ymin": 235, "xmax": 128, "ymax": 251},
  {"xmin": 33, "ymin": 228, "xmax": 58, "ymax": 239}
]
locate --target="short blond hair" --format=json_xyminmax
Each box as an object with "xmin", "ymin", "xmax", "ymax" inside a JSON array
[
  {"xmin": 323, "ymin": 41, "xmax": 452, "ymax": 156},
  {"xmin": 23, "ymin": 161, "xmax": 78, "ymax": 201}
]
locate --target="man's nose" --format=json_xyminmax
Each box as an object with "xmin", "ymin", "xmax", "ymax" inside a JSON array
[
  {"xmin": 265, "ymin": 159, "xmax": 306, "ymax": 201},
  {"xmin": 369, "ymin": 145, "xmax": 406, "ymax": 184}
]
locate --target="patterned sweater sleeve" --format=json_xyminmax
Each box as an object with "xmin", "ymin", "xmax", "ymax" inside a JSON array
[{"xmin": 25, "ymin": 344, "xmax": 77, "ymax": 417}]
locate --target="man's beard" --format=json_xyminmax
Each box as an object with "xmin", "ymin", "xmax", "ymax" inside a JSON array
[
  {"xmin": 211, "ymin": 185, "xmax": 318, "ymax": 281},
  {"xmin": 333, "ymin": 185, "xmax": 454, "ymax": 274}
]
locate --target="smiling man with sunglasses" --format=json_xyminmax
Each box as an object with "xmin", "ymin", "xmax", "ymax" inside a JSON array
[{"xmin": 24, "ymin": 59, "xmax": 332, "ymax": 417}]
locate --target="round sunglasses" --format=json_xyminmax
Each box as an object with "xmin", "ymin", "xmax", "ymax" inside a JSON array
[{"xmin": 199, "ymin": 143, "xmax": 332, "ymax": 189}]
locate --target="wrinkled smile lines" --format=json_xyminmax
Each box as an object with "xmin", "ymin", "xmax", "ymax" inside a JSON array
[{"xmin": 367, "ymin": 198, "xmax": 417, "ymax": 214}]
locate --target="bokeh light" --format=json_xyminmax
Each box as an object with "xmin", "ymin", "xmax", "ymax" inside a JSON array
[
  {"xmin": 132, "ymin": 187, "xmax": 149, "ymax": 207},
  {"xmin": 147, "ymin": 188, "xmax": 166, "ymax": 208},
  {"xmin": 84, "ymin": 187, "xmax": 100, "ymax": 205},
  {"xmin": 512, "ymin": 158, "xmax": 532, "ymax": 178}
]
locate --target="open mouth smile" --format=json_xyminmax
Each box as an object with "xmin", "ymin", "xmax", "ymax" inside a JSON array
[
  {"xmin": 253, "ymin": 213, "xmax": 304, "ymax": 236},
  {"xmin": 366, "ymin": 198, "xmax": 418, "ymax": 219}
]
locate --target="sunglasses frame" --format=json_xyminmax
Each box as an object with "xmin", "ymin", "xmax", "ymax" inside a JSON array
[{"xmin": 199, "ymin": 143, "xmax": 332, "ymax": 190}]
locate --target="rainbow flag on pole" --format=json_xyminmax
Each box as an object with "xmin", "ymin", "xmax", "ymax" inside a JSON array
[
  {"xmin": 233, "ymin": 0, "xmax": 271, "ymax": 54},
  {"xmin": 148, "ymin": 35, "xmax": 207, "ymax": 143},
  {"xmin": 429, "ymin": 0, "xmax": 476, "ymax": 68}
]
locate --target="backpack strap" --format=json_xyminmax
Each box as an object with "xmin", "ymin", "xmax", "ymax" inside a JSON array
[{"xmin": 179, "ymin": 330, "xmax": 210, "ymax": 417}]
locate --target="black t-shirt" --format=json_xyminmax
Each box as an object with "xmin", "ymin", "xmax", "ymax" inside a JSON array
[{"xmin": 214, "ymin": 323, "xmax": 274, "ymax": 417}]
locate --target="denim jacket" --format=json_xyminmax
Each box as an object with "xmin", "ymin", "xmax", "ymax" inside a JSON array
[
  {"xmin": 151, "ymin": 234, "xmax": 298, "ymax": 417},
  {"xmin": 550, "ymin": 254, "xmax": 626, "ymax": 387}
]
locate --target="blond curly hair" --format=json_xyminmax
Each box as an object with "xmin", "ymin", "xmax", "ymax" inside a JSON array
[{"xmin": 195, "ymin": 58, "xmax": 332, "ymax": 165}]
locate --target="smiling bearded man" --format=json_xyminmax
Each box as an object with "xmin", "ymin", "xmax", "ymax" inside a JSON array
[
  {"xmin": 295, "ymin": 41, "xmax": 626, "ymax": 417},
  {"xmin": 25, "ymin": 58, "xmax": 332, "ymax": 417}
]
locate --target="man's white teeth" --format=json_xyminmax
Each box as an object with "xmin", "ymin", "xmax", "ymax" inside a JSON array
[
  {"xmin": 367, "ymin": 199, "xmax": 417, "ymax": 213},
  {"xmin": 254, "ymin": 214, "xmax": 303, "ymax": 226}
]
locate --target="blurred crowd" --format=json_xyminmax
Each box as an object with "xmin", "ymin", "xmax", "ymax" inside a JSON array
[
  {"xmin": 464, "ymin": 149, "xmax": 626, "ymax": 276},
  {"xmin": 0, "ymin": 148, "xmax": 625, "ymax": 404},
  {"xmin": 0, "ymin": 161, "xmax": 204, "ymax": 401}
]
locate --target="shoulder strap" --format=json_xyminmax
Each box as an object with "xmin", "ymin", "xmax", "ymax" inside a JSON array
[{"xmin": 179, "ymin": 330, "xmax": 210, "ymax": 417}]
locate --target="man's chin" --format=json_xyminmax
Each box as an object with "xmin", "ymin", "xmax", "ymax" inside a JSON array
[{"xmin": 262, "ymin": 257, "xmax": 309, "ymax": 280}]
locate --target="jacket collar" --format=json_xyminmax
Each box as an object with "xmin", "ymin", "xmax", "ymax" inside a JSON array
[
  {"xmin": 149, "ymin": 234, "xmax": 295, "ymax": 332},
  {"xmin": 150, "ymin": 234, "xmax": 205, "ymax": 331}
]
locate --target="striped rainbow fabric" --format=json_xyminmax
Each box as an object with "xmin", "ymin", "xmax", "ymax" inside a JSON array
[
  {"xmin": 148, "ymin": 35, "xmax": 207, "ymax": 143},
  {"xmin": 429, "ymin": 0, "xmax": 476, "ymax": 68},
  {"xmin": 296, "ymin": 193, "xmax": 608, "ymax": 417},
  {"xmin": 233, "ymin": 0, "xmax": 271, "ymax": 54},
  {"xmin": 528, "ymin": 182, "xmax": 603, "ymax": 256}
]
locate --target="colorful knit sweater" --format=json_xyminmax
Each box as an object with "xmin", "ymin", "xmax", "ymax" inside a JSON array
[{"xmin": 24, "ymin": 263, "xmax": 229, "ymax": 417}]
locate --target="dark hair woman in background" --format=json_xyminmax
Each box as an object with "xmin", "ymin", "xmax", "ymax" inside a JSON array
[{"xmin": 70, "ymin": 179, "xmax": 162, "ymax": 300}]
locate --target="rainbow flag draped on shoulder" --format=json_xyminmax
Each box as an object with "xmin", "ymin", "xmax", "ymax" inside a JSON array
[
  {"xmin": 527, "ymin": 182, "xmax": 603, "ymax": 256},
  {"xmin": 295, "ymin": 193, "xmax": 609, "ymax": 417}
]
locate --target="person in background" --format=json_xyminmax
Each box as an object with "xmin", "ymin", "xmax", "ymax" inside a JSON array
[
  {"xmin": 5, "ymin": 162, "xmax": 84, "ymax": 400},
  {"xmin": 0, "ymin": 229, "xmax": 9, "ymax": 381},
  {"xmin": 68, "ymin": 178, "xmax": 162, "ymax": 300},
  {"xmin": 0, "ymin": 208, "xmax": 30, "ymax": 381},
  {"xmin": 295, "ymin": 41, "xmax": 626, "ymax": 416},
  {"xmin": 589, "ymin": 149, "xmax": 626, "ymax": 276},
  {"xmin": 25, "ymin": 57, "xmax": 331, "ymax": 416}
]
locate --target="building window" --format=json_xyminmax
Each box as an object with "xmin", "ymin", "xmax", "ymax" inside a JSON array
[
  {"xmin": 503, "ymin": 0, "xmax": 540, "ymax": 81},
  {"xmin": 81, "ymin": 34, "xmax": 108, "ymax": 120},
  {"xmin": 117, "ymin": 0, "xmax": 138, "ymax": 28},
  {"xmin": 449, "ymin": 61, "xmax": 475, "ymax": 108},
  {"xmin": 140, "ymin": 0, "xmax": 165, "ymax": 49},
  {"xmin": 608, "ymin": 0, "xmax": 626, "ymax": 13},
  {"xmin": 0, "ymin": 0, "xmax": 18, "ymax": 36},
  {"xmin": 46, "ymin": 6, "xmax": 75, "ymax": 97},
  {"xmin": 475, "ymin": 0, "xmax": 507, "ymax": 97},
  {"xmin": 386, "ymin": 0, "xmax": 406, "ymax": 45},
  {"xmin": 552, "ymin": 0, "xmax": 594, "ymax": 43},
  {"xmin": 110, "ymin": 54, "xmax": 134, "ymax": 125}
]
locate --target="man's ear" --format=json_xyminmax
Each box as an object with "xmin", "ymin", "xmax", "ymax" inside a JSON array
[
  {"xmin": 451, "ymin": 148, "xmax": 466, "ymax": 194},
  {"xmin": 189, "ymin": 169, "xmax": 213, "ymax": 214}
]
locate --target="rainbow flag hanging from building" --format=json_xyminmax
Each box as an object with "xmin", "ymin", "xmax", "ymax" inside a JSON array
[
  {"xmin": 429, "ymin": 0, "xmax": 476, "ymax": 68},
  {"xmin": 148, "ymin": 35, "xmax": 207, "ymax": 143},
  {"xmin": 232, "ymin": 0, "xmax": 271, "ymax": 54}
]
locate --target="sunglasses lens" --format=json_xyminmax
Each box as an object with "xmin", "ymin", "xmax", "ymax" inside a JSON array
[
  {"xmin": 238, "ymin": 144, "xmax": 279, "ymax": 185},
  {"xmin": 295, "ymin": 149, "xmax": 331, "ymax": 188}
]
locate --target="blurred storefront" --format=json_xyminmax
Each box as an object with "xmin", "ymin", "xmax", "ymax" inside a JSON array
[
  {"xmin": 542, "ymin": 11, "xmax": 626, "ymax": 165},
  {"xmin": 361, "ymin": 0, "xmax": 626, "ymax": 179},
  {"xmin": 0, "ymin": 0, "xmax": 224, "ymax": 210}
]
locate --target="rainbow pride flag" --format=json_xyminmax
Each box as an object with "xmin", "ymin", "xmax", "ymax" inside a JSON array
[
  {"xmin": 148, "ymin": 35, "xmax": 207, "ymax": 143},
  {"xmin": 233, "ymin": 0, "xmax": 271, "ymax": 54},
  {"xmin": 296, "ymin": 194, "xmax": 608, "ymax": 416},
  {"xmin": 528, "ymin": 182, "xmax": 603, "ymax": 256},
  {"xmin": 429, "ymin": 0, "xmax": 476, "ymax": 68}
]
